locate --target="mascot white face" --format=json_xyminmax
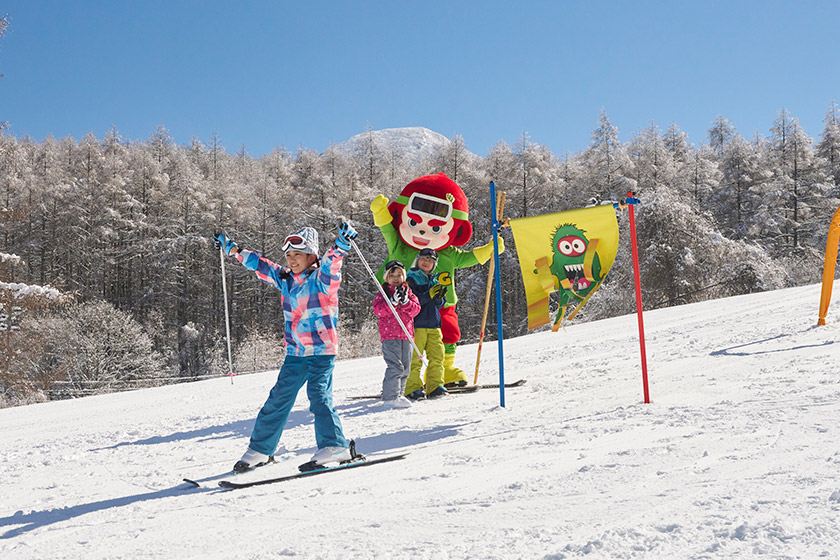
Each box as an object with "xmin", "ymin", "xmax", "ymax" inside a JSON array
[{"xmin": 398, "ymin": 192, "xmax": 456, "ymax": 251}]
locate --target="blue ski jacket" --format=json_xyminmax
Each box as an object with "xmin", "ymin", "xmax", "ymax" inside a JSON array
[{"xmin": 406, "ymin": 267, "xmax": 445, "ymax": 329}]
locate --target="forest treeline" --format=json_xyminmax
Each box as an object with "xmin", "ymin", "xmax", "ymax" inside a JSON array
[{"xmin": 1, "ymin": 104, "xmax": 839, "ymax": 407}]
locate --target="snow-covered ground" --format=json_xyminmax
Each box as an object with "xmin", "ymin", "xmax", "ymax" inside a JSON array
[{"xmin": 2, "ymin": 282, "xmax": 840, "ymax": 559}]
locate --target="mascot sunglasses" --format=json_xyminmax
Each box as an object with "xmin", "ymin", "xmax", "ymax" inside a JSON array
[{"xmin": 398, "ymin": 192, "xmax": 453, "ymax": 221}]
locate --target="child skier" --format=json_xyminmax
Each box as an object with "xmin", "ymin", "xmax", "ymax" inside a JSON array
[
  {"xmin": 213, "ymin": 221, "xmax": 358, "ymax": 472},
  {"xmin": 405, "ymin": 248, "xmax": 448, "ymax": 400},
  {"xmin": 372, "ymin": 260, "xmax": 421, "ymax": 408}
]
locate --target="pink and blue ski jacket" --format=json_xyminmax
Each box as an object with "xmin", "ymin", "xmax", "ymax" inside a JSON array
[
  {"xmin": 235, "ymin": 245, "xmax": 346, "ymax": 357},
  {"xmin": 372, "ymin": 284, "xmax": 420, "ymax": 342}
]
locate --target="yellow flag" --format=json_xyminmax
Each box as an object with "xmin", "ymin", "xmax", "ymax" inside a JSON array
[{"xmin": 509, "ymin": 205, "xmax": 619, "ymax": 330}]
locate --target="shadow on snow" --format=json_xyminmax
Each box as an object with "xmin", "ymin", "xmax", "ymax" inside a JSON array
[
  {"xmin": 1, "ymin": 422, "xmax": 467, "ymax": 540},
  {"xmin": 710, "ymin": 332, "xmax": 835, "ymax": 357}
]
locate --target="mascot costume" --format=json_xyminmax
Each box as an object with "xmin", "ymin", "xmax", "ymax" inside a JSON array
[{"xmin": 370, "ymin": 173, "xmax": 504, "ymax": 388}]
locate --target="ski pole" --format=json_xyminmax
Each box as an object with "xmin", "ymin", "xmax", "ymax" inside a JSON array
[
  {"xmin": 219, "ymin": 243, "xmax": 235, "ymax": 384},
  {"xmin": 348, "ymin": 238, "xmax": 428, "ymax": 368},
  {"xmin": 473, "ymin": 190, "xmax": 506, "ymax": 384}
]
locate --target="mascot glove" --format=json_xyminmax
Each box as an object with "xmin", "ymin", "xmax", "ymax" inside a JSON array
[
  {"xmin": 473, "ymin": 236, "xmax": 505, "ymax": 265},
  {"xmin": 370, "ymin": 194, "xmax": 392, "ymax": 227}
]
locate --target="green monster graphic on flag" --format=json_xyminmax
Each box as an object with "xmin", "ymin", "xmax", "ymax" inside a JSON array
[{"xmin": 509, "ymin": 205, "xmax": 619, "ymax": 330}]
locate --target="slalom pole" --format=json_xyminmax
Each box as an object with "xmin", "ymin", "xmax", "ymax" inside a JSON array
[
  {"xmin": 474, "ymin": 190, "xmax": 506, "ymax": 384},
  {"xmin": 349, "ymin": 238, "xmax": 428, "ymax": 368},
  {"xmin": 625, "ymin": 192, "xmax": 650, "ymax": 403},
  {"xmin": 490, "ymin": 181, "xmax": 506, "ymax": 408},
  {"xmin": 219, "ymin": 245, "xmax": 235, "ymax": 384},
  {"xmin": 817, "ymin": 204, "xmax": 840, "ymax": 325}
]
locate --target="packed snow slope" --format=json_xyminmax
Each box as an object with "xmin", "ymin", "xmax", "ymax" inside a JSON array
[{"xmin": 2, "ymin": 282, "xmax": 840, "ymax": 560}]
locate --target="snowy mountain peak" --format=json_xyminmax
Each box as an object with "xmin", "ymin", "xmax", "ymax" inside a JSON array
[{"xmin": 330, "ymin": 126, "xmax": 478, "ymax": 167}]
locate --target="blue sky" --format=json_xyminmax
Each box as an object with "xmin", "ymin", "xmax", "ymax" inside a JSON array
[{"xmin": 1, "ymin": 0, "xmax": 838, "ymax": 157}]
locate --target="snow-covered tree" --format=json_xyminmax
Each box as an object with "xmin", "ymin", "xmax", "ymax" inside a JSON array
[
  {"xmin": 437, "ymin": 133, "xmax": 470, "ymax": 183},
  {"xmin": 581, "ymin": 109, "xmax": 636, "ymax": 199},
  {"xmin": 817, "ymin": 100, "xmax": 840, "ymax": 187},
  {"xmin": 624, "ymin": 187, "xmax": 787, "ymax": 310},
  {"xmin": 7, "ymin": 298, "xmax": 163, "ymax": 400},
  {"xmin": 629, "ymin": 123, "xmax": 671, "ymax": 191},
  {"xmin": 177, "ymin": 321, "xmax": 226, "ymax": 380},
  {"xmin": 766, "ymin": 109, "xmax": 827, "ymax": 253},
  {"xmin": 708, "ymin": 115, "xmax": 736, "ymax": 157},
  {"xmin": 233, "ymin": 325, "xmax": 285, "ymax": 373},
  {"xmin": 710, "ymin": 134, "xmax": 768, "ymax": 238},
  {"xmin": 688, "ymin": 147, "xmax": 722, "ymax": 206}
]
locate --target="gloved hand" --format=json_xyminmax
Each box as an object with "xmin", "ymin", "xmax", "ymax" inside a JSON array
[
  {"xmin": 429, "ymin": 284, "xmax": 448, "ymax": 300},
  {"xmin": 472, "ymin": 236, "xmax": 505, "ymax": 265},
  {"xmin": 278, "ymin": 267, "xmax": 292, "ymax": 280},
  {"xmin": 336, "ymin": 221, "xmax": 358, "ymax": 251},
  {"xmin": 392, "ymin": 284, "xmax": 409, "ymax": 306},
  {"xmin": 213, "ymin": 228, "xmax": 238, "ymax": 255},
  {"xmin": 370, "ymin": 195, "xmax": 392, "ymax": 227}
]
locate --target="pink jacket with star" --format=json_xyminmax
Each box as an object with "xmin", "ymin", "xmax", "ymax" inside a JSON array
[{"xmin": 372, "ymin": 284, "xmax": 421, "ymax": 342}]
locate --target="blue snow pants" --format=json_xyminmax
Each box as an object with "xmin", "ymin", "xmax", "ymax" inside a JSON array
[{"xmin": 248, "ymin": 355, "xmax": 347, "ymax": 455}]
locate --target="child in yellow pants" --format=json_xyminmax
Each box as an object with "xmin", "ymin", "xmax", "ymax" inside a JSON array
[{"xmin": 405, "ymin": 248, "xmax": 448, "ymax": 399}]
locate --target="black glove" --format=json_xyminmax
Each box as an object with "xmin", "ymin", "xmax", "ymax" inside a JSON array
[
  {"xmin": 394, "ymin": 284, "xmax": 409, "ymax": 305},
  {"xmin": 278, "ymin": 267, "xmax": 292, "ymax": 280}
]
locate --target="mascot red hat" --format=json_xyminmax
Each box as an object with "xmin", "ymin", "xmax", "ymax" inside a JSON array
[{"xmin": 388, "ymin": 173, "xmax": 473, "ymax": 247}]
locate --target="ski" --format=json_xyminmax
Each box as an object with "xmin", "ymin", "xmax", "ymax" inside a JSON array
[
  {"xmin": 347, "ymin": 393, "xmax": 386, "ymax": 400},
  {"xmin": 183, "ymin": 454, "xmax": 289, "ymax": 488},
  {"xmin": 347, "ymin": 390, "xmax": 475, "ymax": 400},
  {"xmin": 441, "ymin": 384, "xmax": 480, "ymax": 394},
  {"xmin": 347, "ymin": 379, "xmax": 526, "ymax": 400},
  {"xmin": 478, "ymin": 378, "xmax": 528, "ymax": 389},
  {"xmin": 218, "ymin": 453, "xmax": 408, "ymax": 489},
  {"xmin": 443, "ymin": 379, "xmax": 528, "ymax": 393}
]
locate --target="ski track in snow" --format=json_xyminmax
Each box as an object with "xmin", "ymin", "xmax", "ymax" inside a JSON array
[{"xmin": 2, "ymin": 282, "xmax": 840, "ymax": 559}]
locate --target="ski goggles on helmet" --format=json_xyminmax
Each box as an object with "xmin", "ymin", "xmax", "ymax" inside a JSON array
[
  {"xmin": 384, "ymin": 260, "xmax": 405, "ymax": 272},
  {"xmin": 417, "ymin": 248, "xmax": 438, "ymax": 261},
  {"xmin": 282, "ymin": 235, "xmax": 307, "ymax": 253}
]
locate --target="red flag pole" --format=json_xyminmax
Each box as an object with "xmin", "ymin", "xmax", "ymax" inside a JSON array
[{"xmin": 625, "ymin": 192, "xmax": 650, "ymax": 404}]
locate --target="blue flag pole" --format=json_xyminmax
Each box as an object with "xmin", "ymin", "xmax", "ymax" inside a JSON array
[{"xmin": 489, "ymin": 181, "xmax": 506, "ymax": 407}]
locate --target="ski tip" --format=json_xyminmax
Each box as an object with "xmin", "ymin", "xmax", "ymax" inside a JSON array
[
  {"xmin": 446, "ymin": 385, "xmax": 480, "ymax": 394},
  {"xmin": 183, "ymin": 478, "xmax": 200, "ymax": 488}
]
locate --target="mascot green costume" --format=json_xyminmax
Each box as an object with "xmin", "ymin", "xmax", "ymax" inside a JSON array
[{"xmin": 370, "ymin": 173, "xmax": 504, "ymax": 388}]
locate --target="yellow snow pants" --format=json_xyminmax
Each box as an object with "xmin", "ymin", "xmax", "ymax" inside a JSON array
[{"xmin": 405, "ymin": 328, "xmax": 445, "ymax": 396}]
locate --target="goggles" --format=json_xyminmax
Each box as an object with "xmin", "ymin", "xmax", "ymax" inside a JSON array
[
  {"xmin": 416, "ymin": 248, "xmax": 437, "ymax": 261},
  {"xmin": 282, "ymin": 235, "xmax": 307, "ymax": 253},
  {"xmin": 384, "ymin": 260, "xmax": 405, "ymax": 271}
]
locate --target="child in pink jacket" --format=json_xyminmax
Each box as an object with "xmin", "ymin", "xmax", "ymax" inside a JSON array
[{"xmin": 372, "ymin": 260, "xmax": 421, "ymax": 408}]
